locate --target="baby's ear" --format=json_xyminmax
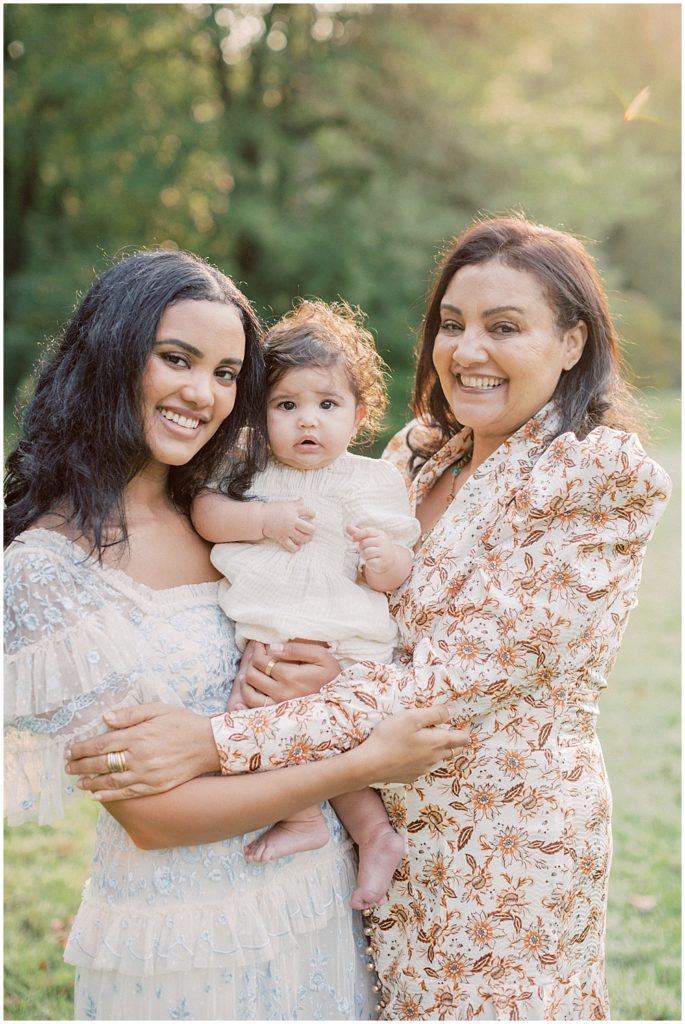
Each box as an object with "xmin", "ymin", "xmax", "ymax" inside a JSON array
[{"xmin": 354, "ymin": 403, "xmax": 367, "ymax": 432}]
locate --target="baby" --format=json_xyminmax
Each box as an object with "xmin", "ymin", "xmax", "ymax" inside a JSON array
[{"xmin": 192, "ymin": 299, "xmax": 420, "ymax": 909}]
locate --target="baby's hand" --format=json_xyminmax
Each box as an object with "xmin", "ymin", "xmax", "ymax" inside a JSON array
[
  {"xmin": 347, "ymin": 525, "xmax": 396, "ymax": 575},
  {"xmin": 262, "ymin": 499, "xmax": 316, "ymax": 552}
]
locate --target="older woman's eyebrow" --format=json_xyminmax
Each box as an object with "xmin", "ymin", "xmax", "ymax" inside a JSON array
[
  {"xmin": 440, "ymin": 303, "xmax": 525, "ymax": 315},
  {"xmin": 154, "ymin": 338, "xmax": 242, "ymax": 365}
]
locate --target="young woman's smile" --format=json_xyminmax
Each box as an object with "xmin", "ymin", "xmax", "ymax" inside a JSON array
[{"xmin": 141, "ymin": 299, "xmax": 246, "ymax": 471}]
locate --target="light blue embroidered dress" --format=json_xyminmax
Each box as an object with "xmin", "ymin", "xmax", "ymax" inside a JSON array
[{"xmin": 4, "ymin": 530, "xmax": 375, "ymax": 1021}]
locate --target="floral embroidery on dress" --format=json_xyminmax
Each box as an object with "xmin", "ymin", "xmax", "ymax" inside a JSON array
[{"xmin": 5, "ymin": 530, "xmax": 374, "ymax": 1021}]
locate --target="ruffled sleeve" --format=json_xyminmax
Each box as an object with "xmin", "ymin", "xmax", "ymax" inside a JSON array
[
  {"xmin": 343, "ymin": 456, "xmax": 421, "ymax": 549},
  {"xmin": 4, "ymin": 538, "xmax": 166, "ymax": 825},
  {"xmin": 210, "ymin": 427, "xmax": 671, "ymax": 772}
]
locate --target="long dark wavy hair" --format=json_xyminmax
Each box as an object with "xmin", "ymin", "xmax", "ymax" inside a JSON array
[
  {"xmin": 410, "ymin": 215, "xmax": 641, "ymax": 471},
  {"xmin": 5, "ymin": 249, "xmax": 266, "ymax": 555}
]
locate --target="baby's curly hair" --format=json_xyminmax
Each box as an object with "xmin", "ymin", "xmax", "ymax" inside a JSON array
[{"xmin": 263, "ymin": 298, "xmax": 388, "ymax": 443}]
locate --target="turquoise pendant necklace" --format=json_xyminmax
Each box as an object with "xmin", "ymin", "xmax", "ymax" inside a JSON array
[{"xmin": 420, "ymin": 451, "xmax": 471, "ymax": 545}]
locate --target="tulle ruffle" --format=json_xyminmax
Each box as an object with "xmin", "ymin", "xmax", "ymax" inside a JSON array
[{"xmin": 65, "ymin": 839, "xmax": 358, "ymax": 976}]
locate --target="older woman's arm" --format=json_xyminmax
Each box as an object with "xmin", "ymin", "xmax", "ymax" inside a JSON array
[
  {"xmin": 89, "ymin": 704, "xmax": 466, "ymax": 846},
  {"xmin": 206, "ymin": 429, "xmax": 672, "ymax": 773}
]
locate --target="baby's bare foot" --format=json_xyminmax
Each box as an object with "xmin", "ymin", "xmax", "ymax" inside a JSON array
[
  {"xmin": 351, "ymin": 825, "xmax": 405, "ymax": 910},
  {"xmin": 243, "ymin": 815, "xmax": 330, "ymax": 863}
]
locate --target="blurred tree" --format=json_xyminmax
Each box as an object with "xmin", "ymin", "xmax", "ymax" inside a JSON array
[{"xmin": 4, "ymin": 3, "xmax": 680, "ymax": 440}]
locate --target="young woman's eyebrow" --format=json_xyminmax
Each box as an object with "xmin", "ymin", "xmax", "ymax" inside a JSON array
[{"xmin": 154, "ymin": 338, "xmax": 242, "ymax": 365}]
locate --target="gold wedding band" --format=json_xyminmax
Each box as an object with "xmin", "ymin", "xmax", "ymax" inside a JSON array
[
  {"xmin": 107, "ymin": 750, "xmax": 127, "ymax": 774},
  {"xmin": 264, "ymin": 659, "xmax": 277, "ymax": 678}
]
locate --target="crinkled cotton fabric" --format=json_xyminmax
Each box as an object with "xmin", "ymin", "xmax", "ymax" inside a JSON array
[
  {"xmin": 4, "ymin": 530, "xmax": 375, "ymax": 1020},
  {"xmin": 211, "ymin": 453, "xmax": 420, "ymax": 664}
]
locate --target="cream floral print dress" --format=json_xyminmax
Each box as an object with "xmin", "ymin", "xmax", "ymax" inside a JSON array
[
  {"xmin": 210, "ymin": 403, "xmax": 670, "ymax": 1021},
  {"xmin": 4, "ymin": 529, "xmax": 375, "ymax": 1021}
]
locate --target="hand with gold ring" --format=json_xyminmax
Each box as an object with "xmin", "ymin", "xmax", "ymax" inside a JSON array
[
  {"xmin": 106, "ymin": 750, "xmax": 128, "ymax": 774},
  {"xmin": 242, "ymin": 640, "xmax": 341, "ymax": 704},
  {"xmin": 225, "ymin": 642, "xmax": 280, "ymax": 712}
]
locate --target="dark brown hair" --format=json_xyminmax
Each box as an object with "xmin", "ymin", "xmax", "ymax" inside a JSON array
[
  {"xmin": 5, "ymin": 249, "xmax": 266, "ymax": 554},
  {"xmin": 263, "ymin": 298, "xmax": 388, "ymax": 444},
  {"xmin": 411, "ymin": 215, "xmax": 641, "ymax": 469}
]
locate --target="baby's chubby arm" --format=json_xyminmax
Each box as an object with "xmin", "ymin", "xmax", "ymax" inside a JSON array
[
  {"xmin": 346, "ymin": 524, "xmax": 414, "ymax": 593},
  {"xmin": 191, "ymin": 490, "xmax": 316, "ymax": 552}
]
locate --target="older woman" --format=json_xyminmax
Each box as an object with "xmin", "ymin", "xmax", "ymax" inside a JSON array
[{"xmin": 68, "ymin": 218, "xmax": 670, "ymax": 1020}]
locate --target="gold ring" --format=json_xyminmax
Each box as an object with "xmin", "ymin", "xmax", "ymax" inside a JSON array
[
  {"xmin": 264, "ymin": 659, "xmax": 277, "ymax": 678},
  {"xmin": 106, "ymin": 750, "xmax": 127, "ymax": 774}
]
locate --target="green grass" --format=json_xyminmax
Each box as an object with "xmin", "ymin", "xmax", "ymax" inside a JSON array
[
  {"xmin": 4, "ymin": 798, "xmax": 99, "ymax": 1020},
  {"xmin": 4, "ymin": 391, "xmax": 681, "ymax": 1020},
  {"xmin": 601, "ymin": 389, "xmax": 681, "ymax": 1020}
]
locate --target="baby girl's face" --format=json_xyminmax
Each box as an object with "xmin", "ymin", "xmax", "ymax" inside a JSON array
[{"xmin": 267, "ymin": 363, "xmax": 364, "ymax": 470}]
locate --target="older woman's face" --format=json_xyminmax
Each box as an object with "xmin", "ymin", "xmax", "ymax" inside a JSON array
[{"xmin": 432, "ymin": 260, "xmax": 586, "ymax": 456}]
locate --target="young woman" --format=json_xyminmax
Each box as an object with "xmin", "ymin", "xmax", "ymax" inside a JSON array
[{"xmin": 4, "ymin": 249, "xmax": 466, "ymax": 1021}]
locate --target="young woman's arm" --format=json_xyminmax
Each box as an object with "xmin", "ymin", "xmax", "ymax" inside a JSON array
[{"xmin": 99, "ymin": 705, "xmax": 464, "ymax": 848}]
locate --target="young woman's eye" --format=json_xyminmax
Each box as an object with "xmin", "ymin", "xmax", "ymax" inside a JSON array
[
  {"xmin": 161, "ymin": 352, "xmax": 190, "ymax": 368},
  {"xmin": 216, "ymin": 367, "xmax": 238, "ymax": 384}
]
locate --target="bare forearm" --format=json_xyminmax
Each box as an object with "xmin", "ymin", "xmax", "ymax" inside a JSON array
[
  {"xmin": 107, "ymin": 746, "xmax": 370, "ymax": 849},
  {"xmin": 191, "ymin": 490, "xmax": 265, "ymax": 543}
]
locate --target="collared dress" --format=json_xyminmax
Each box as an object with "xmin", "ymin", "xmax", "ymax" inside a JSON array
[
  {"xmin": 210, "ymin": 403, "xmax": 671, "ymax": 1020},
  {"xmin": 4, "ymin": 529, "xmax": 375, "ymax": 1021}
]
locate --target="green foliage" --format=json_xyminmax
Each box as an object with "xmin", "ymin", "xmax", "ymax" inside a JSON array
[{"xmin": 4, "ymin": 3, "xmax": 681, "ymax": 424}]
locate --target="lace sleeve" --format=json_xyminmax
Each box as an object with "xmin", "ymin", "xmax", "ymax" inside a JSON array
[{"xmin": 4, "ymin": 541, "xmax": 156, "ymax": 824}]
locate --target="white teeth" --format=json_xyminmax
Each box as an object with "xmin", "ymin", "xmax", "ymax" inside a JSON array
[
  {"xmin": 459, "ymin": 375, "xmax": 506, "ymax": 389},
  {"xmin": 160, "ymin": 409, "xmax": 200, "ymax": 429}
]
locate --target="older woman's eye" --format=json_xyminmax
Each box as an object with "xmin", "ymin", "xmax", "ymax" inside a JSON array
[
  {"xmin": 440, "ymin": 320, "xmax": 462, "ymax": 333},
  {"xmin": 492, "ymin": 322, "xmax": 518, "ymax": 335}
]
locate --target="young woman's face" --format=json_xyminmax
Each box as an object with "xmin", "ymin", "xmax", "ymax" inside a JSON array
[
  {"xmin": 267, "ymin": 363, "xmax": 364, "ymax": 470},
  {"xmin": 140, "ymin": 299, "xmax": 246, "ymax": 471},
  {"xmin": 432, "ymin": 259, "xmax": 586, "ymax": 458}
]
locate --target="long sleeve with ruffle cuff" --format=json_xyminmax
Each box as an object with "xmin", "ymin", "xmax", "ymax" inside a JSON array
[{"xmin": 211, "ymin": 423, "xmax": 670, "ymax": 776}]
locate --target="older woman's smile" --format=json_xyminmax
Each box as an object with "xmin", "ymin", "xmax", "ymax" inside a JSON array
[{"xmin": 456, "ymin": 374, "xmax": 507, "ymax": 390}]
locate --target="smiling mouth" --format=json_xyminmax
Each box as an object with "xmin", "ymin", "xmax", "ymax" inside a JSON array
[
  {"xmin": 159, "ymin": 408, "xmax": 201, "ymax": 429},
  {"xmin": 457, "ymin": 375, "xmax": 507, "ymax": 390}
]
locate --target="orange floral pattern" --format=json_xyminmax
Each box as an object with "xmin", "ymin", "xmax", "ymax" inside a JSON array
[{"xmin": 212, "ymin": 404, "xmax": 670, "ymax": 1020}]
